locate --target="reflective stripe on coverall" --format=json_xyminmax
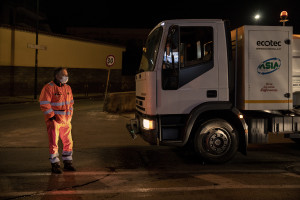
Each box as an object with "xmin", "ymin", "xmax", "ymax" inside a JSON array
[{"xmin": 39, "ymin": 81, "xmax": 74, "ymax": 163}]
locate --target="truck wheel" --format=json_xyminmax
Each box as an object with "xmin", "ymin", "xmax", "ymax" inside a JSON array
[{"xmin": 194, "ymin": 119, "xmax": 238, "ymax": 163}]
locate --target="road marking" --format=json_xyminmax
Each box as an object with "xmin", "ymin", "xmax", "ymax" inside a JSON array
[
  {"xmin": 283, "ymin": 173, "xmax": 300, "ymax": 178},
  {"xmin": 2, "ymin": 184, "xmax": 300, "ymax": 197},
  {"xmin": 2, "ymin": 171, "xmax": 300, "ymax": 198},
  {"xmin": 194, "ymin": 174, "xmax": 243, "ymax": 187},
  {"xmin": 0, "ymin": 169, "xmax": 287, "ymax": 177}
]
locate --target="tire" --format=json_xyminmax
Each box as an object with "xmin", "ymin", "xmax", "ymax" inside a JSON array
[{"xmin": 194, "ymin": 118, "xmax": 238, "ymax": 163}]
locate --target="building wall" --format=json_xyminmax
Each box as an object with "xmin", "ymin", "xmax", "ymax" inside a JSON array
[
  {"xmin": 0, "ymin": 26, "xmax": 130, "ymax": 97},
  {"xmin": 66, "ymin": 27, "xmax": 150, "ymax": 46}
]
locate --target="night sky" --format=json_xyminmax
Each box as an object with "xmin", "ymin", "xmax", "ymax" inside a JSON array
[{"xmin": 42, "ymin": 0, "xmax": 300, "ymax": 33}]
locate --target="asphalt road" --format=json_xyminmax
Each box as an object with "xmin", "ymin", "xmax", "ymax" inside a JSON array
[{"xmin": 1, "ymin": 99, "xmax": 300, "ymax": 200}]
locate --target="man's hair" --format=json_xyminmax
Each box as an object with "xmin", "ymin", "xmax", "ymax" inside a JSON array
[{"xmin": 53, "ymin": 67, "xmax": 67, "ymax": 78}]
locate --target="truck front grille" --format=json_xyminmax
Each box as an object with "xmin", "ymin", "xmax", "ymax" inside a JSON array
[{"xmin": 136, "ymin": 96, "xmax": 146, "ymax": 112}]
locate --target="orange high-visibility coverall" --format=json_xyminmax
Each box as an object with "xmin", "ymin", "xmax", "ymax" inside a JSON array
[{"xmin": 39, "ymin": 81, "xmax": 74, "ymax": 163}]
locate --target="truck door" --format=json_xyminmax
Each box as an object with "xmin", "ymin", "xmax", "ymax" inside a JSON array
[
  {"xmin": 158, "ymin": 23, "xmax": 217, "ymax": 142},
  {"xmin": 248, "ymin": 27, "xmax": 292, "ymax": 110},
  {"xmin": 159, "ymin": 24, "xmax": 217, "ymax": 115}
]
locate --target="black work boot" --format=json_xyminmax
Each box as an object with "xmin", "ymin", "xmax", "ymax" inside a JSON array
[
  {"xmin": 63, "ymin": 160, "xmax": 76, "ymax": 171},
  {"xmin": 51, "ymin": 162, "xmax": 63, "ymax": 174}
]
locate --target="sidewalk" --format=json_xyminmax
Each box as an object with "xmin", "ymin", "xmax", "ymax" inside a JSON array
[{"xmin": 0, "ymin": 93, "xmax": 104, "ymax": 105}]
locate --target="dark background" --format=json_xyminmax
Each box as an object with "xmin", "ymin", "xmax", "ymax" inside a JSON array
[
  {"xmin": 1, "ymin": 0, "xmax": 299, "ymax": 34},
  {"xmin": 42, "ymin": 0, "xmax": 300, "ymax": 33}
]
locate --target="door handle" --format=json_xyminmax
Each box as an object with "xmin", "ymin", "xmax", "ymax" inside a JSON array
[{"xmin": 207, "ymin": 90, "xmax": 217, "ymax": 98}]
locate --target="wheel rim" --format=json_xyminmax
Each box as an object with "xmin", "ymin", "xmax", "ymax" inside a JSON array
[{"xmin": 203, "ymin": 128, "xmax": 231, "ymax": 155}]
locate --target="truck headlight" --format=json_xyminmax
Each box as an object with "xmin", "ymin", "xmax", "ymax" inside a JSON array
[{"xmin": 142, "ymin": 118, "xmax": 155, "ymax": 130}]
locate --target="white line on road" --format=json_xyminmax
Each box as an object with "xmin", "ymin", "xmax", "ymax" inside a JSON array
[
  {"xmin": 283, "ymin": 172, "xmax": 300, "ymax": 178},
  {"xmin": 0, "ymin": 169, "xmax": 287, "ymax": 177},
  {"xmin": 2, "ymin": 184, "xmax": 300, "ymax": 197},
  {"xmin": 2, "ymin": 170, "xmax": 300, "ymax": 198},
  {"xmin": 195, "ymin": 174, "xmax": 243, "ymax": 187}
]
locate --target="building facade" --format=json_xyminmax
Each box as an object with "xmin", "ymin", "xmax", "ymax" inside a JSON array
[{"xmin": 0, "ymin": 26, "xmax": 134, "ymax": 97}]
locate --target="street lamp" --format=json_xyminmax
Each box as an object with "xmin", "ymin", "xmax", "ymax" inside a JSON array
[
  {"xmin": 254, "ymin": 14, "xmax": 261, "ymax": 24},
  {"xmin": 254, "ymin": 14, "xmax": 260, "ymax": 20}
]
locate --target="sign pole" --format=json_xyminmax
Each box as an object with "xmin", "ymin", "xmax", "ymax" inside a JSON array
[
  {"xmin": 34, "ymin": 0, "xmax": 39, "ymax": 99},
  {"xmin": 104, "ymin": 68, "xmax": 111, "ymax": 103},
  {"xmin": 104, "ymin": 55, "xmax": 115, "ymax": 105}
]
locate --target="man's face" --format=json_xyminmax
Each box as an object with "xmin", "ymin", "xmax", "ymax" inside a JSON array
[{"xmin": 56, "ymin": 69, "xmax": 68, "ymax": 80}]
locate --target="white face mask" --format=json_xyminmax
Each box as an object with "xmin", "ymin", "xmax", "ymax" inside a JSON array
[{"xmin": 60, "ymin": 76, "xmax": 69, "ymax": 84}]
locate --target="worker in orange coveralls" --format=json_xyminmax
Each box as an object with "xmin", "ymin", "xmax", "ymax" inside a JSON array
[{"xmin": 39, "ymin": 67, "xmax": 75, "ymax": 174}]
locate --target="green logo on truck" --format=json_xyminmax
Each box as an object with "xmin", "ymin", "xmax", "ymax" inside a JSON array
[{"xmin": 257, "ymin": 58, "xmax": 281, "ymax": 75}]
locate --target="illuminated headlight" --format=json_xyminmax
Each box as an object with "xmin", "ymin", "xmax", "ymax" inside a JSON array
[{"xmin": 142, "ymin": 119, "xmax": 155, "ymax": 130}]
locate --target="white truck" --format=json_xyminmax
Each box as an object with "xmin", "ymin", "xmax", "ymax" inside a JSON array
[{"xmin": 127, "ymin": 19, "xmax": 300, "ymax": 163}]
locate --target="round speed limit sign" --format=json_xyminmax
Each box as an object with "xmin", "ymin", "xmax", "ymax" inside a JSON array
[{"xmin": 106, "ymin": 55, "xmax": 115, "ymax": 67}]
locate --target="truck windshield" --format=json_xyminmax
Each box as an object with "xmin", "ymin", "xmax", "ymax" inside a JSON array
[{"xmin": 139, "ymin": 27, "xmax": 163, "ymax": 72}]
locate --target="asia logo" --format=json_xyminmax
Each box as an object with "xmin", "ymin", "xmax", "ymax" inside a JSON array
[{"xmin": 257, "ymin": 58, "xmax": 281, "ymax": 75}]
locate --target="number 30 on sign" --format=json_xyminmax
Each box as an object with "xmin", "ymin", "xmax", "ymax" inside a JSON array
[{"xmin": 106, "ymin": 55, "xmax": 115, "ymax": 67}]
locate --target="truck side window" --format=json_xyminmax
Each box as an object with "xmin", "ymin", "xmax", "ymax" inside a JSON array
[
  {"xmin": 162, "ymin": 26, "xmax": 214, "ymax": 90},
  {"xmin": 177, "ymin": 26, "xmax": 214, "ymax": 87},
  {"xmin": 163, "ymin": 26, "xmax": 179, "ymax": 70},
  {"xmin": 180, "ymin": 27, "xmax": 213, "ymax": 68}
]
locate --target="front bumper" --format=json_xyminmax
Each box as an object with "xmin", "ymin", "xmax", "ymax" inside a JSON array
[{"xmin": 126, "ymin": 112, "xmax": 158, "ymax": 145}]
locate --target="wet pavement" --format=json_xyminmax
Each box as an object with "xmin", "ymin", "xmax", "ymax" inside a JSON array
[{"xmin": 1, "ymin": 99, "xmax": 300, "ymax": 199}]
